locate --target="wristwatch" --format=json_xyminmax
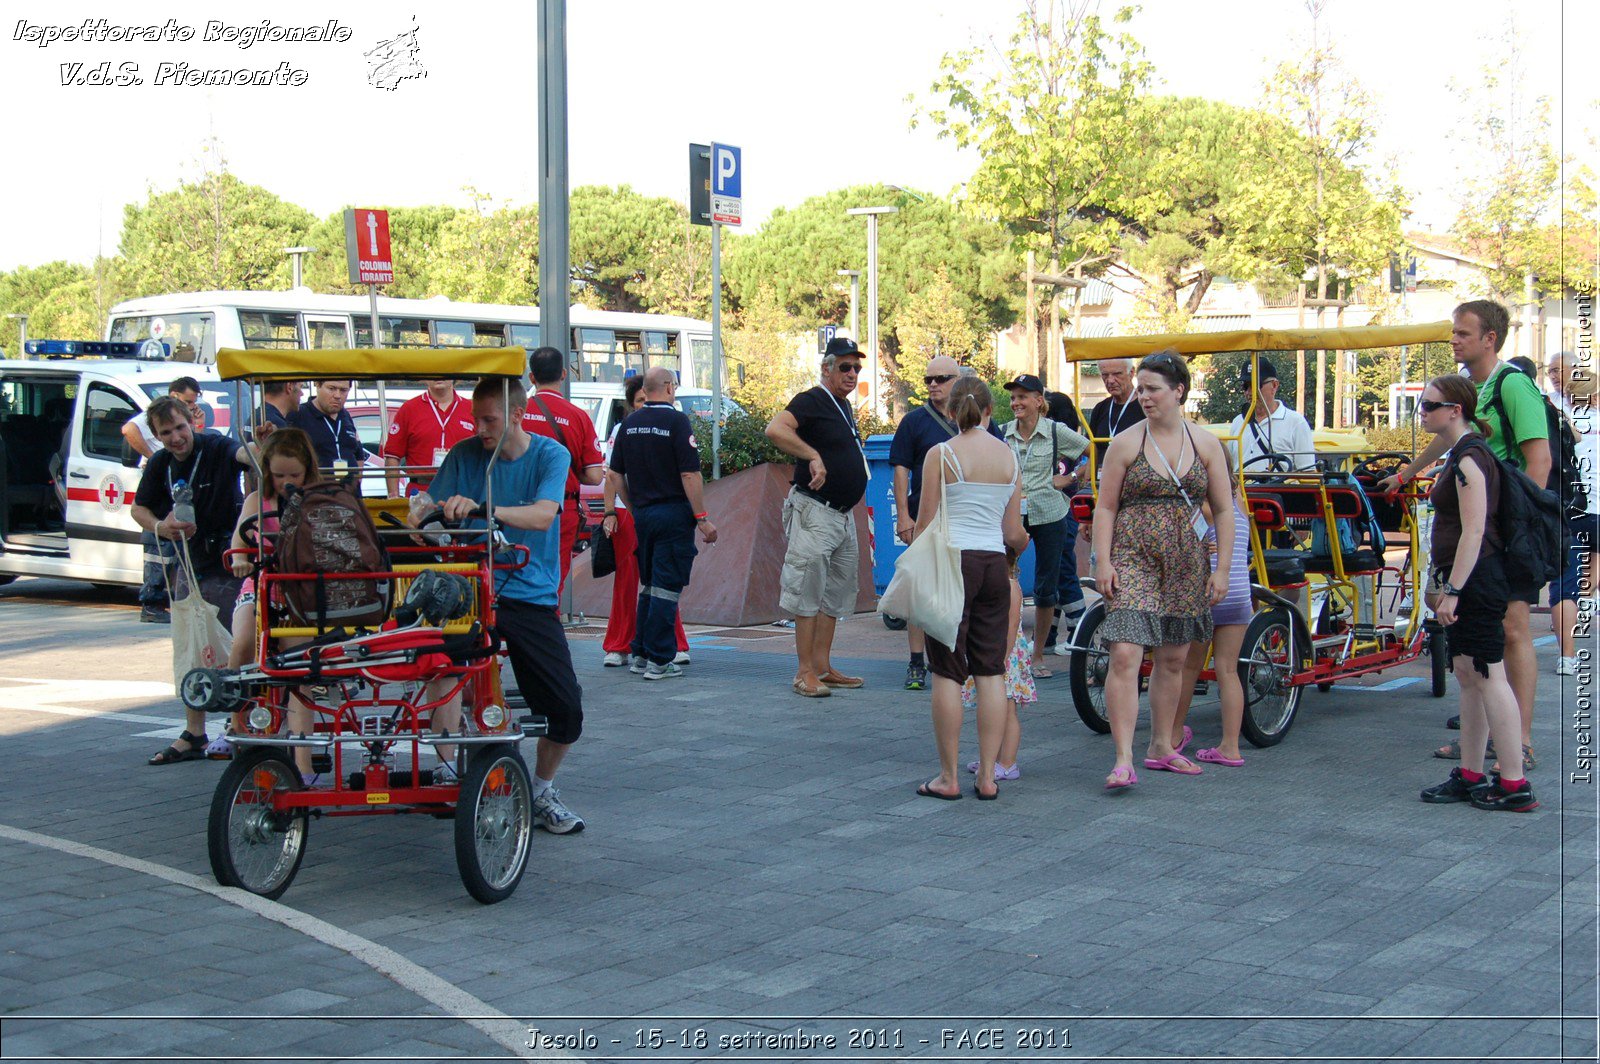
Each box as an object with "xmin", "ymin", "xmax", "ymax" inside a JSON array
[{"xmin": 1441, "ymin": 580, "xmax": 1464, "ymax": 597}]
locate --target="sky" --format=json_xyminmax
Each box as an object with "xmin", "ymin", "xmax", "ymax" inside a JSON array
[{"xmin": 0, "ymin": 0, "xmax": 1589, "ymax": 274}]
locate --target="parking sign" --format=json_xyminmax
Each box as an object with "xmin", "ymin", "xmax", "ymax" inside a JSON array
[{"xmin": 711, "ymin": 142, "xmax": 741, "ymax": 226}]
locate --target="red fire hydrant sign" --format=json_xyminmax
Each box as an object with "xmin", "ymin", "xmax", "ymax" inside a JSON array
[{"xmin": 344, "ymin": 208, "xmax": 395, "ymax": 285}]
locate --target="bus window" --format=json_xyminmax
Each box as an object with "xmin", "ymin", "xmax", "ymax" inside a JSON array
[
  {"xmin": 690, "ymin": 336, "xmax": 714, "ymax": 390},
  {"xmin": 305, "ymin": 317, "xmax": 351, "ymax": 348},
  {"xmin": 473, "ymin": 323, "xmax": 507, "ymax": 347},
  {"xmin": 108, "ymin": 313, "xmax": 215, "ymax": 364},
  {"xmin": 577, "ymin": 328, "xmax": 644, "ymax": 384},
  {"xmin": 355, "ymin": 317, "xmax": 430, "ymax": 348},
  {"xmin": 434, "ymin": 320, "xmax": 474, "ymax": 347},
  {"xmin": 508, "ymin": 324, "xmax": 539, "ymax": 351},
  {"xmin": 239, "ymin": 311, "xmax": 300, "ymax": 350}
]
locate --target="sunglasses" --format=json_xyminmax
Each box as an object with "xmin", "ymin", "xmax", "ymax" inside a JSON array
[
  {"xmin": 1418, "ymin": 399, "xmax": 1459, "ymax": 412},
  {"xmin": 835, "ymin": 363, "xmax": 862, "ymax": 374},
  {"xmin": 923, "ymin": 374, "xmax": 956, "ymax": 385}
]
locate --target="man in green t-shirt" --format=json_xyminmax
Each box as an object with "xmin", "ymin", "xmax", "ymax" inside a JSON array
[{"xmin": 1381, "ymin": 299, "xmax": 1551, "ymax": 771}]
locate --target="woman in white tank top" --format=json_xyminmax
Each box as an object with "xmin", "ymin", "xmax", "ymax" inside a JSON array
[{"xmin": 911, "ymin": 378, "xmax": 1030, "ymax": 801}]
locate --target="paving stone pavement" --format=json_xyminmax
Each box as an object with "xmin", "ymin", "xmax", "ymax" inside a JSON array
[{"xmin": 0, "ymin": 583, "xmax": 1595, "ymax": 1062}]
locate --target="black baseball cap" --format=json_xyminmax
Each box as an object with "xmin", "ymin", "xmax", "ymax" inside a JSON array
[
  {"xmin": 824, "ymin": 337, "xmax": 862, "ymax": 359},
  {"xmin": 1238, "ymin": 358, "xmax": 1278, "ymax": 385},
  {"xmin": 1004, "ymin": 373, "xmax": 1045, "ymax": 393}
]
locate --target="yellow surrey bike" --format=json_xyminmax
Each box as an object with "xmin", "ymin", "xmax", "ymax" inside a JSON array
[{"xmin": 1061, "ymin": 322, "xmax": 1451, "ymax": 747}]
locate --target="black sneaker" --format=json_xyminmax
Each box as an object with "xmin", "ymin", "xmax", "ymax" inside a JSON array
[
  {"xmin": 1420, "ymin": 767, "xmax": 1493, "ymax": 804},
  {"xmin": 1470, "ymin": 777, "xmax": 1539, "ymax": 812},
  {"xmin": 904, "ymin": 662, "xmax": 927, "ymax": 691},
  {"xmin": 139, "ymin": 606, "xmax": 171, "ymax": 624}
]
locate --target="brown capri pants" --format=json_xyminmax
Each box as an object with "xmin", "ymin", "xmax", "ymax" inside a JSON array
[{"xmin": 926, "ymin": 550, "xmax": 1010, "ymax": 682}]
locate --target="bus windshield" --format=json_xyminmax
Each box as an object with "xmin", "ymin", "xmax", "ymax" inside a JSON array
[{"xmin": 109, "ymin": 313, "xmax": 215, "ymax": 364}]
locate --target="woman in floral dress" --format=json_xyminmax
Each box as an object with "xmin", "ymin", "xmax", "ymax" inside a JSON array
[{"xmin": 1091, "ymin": 350, "xmax": 1234, "ymax": 790}]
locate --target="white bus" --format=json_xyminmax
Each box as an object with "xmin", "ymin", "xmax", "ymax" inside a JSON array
[{"xmin": 104, "ymin": 290, "xmax": 718, "ymax": 390}]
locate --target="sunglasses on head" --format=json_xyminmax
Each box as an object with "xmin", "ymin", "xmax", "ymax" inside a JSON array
[
  {"xmin": 1418, "ymin": 399, "xmax": 1459, "ymax": 412},
  {"xmin": 923, "ymin": 373, "xmax": 956, "ymax": 385},
  {"xmin": 835, "ymin": 362, "xmax": 862, "ymax": 374}
]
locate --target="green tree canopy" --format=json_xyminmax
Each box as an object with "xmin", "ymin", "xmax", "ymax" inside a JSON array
[
  {"xmin": 117, "ymin": 171, "xmax": 317, "ymax": 296},
  {"xmin": 425, "ymin": 192, "xmax": 540, "ymax": 306},
  {"xmin": 0, "ymin": 260, "xmax": 116, "ymax": 351}
]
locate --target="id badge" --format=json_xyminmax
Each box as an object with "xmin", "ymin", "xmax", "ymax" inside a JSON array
[
  {"xmin": 432, "ymin": 447, "xmax": 449, "ymax": 468},
  {"xmin": 1019, "ymin": 493, "xmax": 1029, "ymax": 517},
  {"xmin": 1190, "ymin": 509, "xmax": 1208, "ymax": 540}
]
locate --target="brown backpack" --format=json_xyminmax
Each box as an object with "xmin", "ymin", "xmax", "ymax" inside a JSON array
[{"xmin": 276, "ymin": 482, "xmax": 392, "ymax": 630}]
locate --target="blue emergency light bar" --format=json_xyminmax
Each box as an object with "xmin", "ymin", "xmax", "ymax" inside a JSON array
[{"xmin": 24, "ymin": 339, "xmax": 170, "ymax": 360}]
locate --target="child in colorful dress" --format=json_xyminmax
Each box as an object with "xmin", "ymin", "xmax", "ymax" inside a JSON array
[{"xmin": 966, "ymin": 549, "xmax": 1036, "ymax": 781}]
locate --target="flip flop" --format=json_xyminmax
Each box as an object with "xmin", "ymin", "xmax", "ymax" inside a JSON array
[
  {"xmin": 1143, "ymin": 753, "xmax": 1204, "ymax": 775},
  {"xmin": 916, "ymin": 781, "xmax": 961, "ymax": 801},
  {"xmin": 1104, "ymin": 764, "xmax": 1137, "ymax": 790},
  {"xmin": 1174, "ymin": 725, "xmax": 1193, "ymax": 755},
  {"xmin": 792, "ymin": 679, "xmax": 832, "ymax": 698},
  {"xmin": 1195, "ymin": 747, "xmax": 1245, "ymax": 767},
  {"xmin": 1031, "ymin": 661, "xmax": 1053, "ymax": 678},
  {"xmin": 1433, "ymin": 738, "xmax": 1462, "ymax": 760}
]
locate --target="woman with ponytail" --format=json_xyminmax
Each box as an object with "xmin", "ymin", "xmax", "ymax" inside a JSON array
[
  {"xmin": 1417, "ymin": 374, "xmax": 1537, "ymax": 811},
  {"xmin": 913, "ymin": 377, "xmax": 1029, "ymax": 801}
]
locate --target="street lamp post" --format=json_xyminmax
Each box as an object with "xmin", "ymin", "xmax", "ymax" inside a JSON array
[
  {"xmin": 283, "ymin": 246, "xmax": 317, "ymax": 289},
  {"xmin": 836, "ymin": 269, "xmax": 860, "ymax": 343},
  {"xmin": 4, "ymin": 313, "xmax": 27, "ymax": 358},
  {"xmin": 845, "ymin": 206, "xmax": 898, "ymax": 415}
]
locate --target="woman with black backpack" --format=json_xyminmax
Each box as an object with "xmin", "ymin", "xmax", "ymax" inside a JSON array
[{"xmin": 1417, "ymin": 375, "xmax": 1537, "ymax": 812}]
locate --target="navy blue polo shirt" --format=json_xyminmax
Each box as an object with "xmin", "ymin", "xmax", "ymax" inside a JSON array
[
  {"xmin": 888, "ymin": 404, "xmax": 1005, "ymax": 517},
  {"xmin": 288, "ymin": 399, "xmax": 365, "ymax": 472},
  {"xmin": 609, "ymin": 402, "xmax": 701, "ymax": 509}
]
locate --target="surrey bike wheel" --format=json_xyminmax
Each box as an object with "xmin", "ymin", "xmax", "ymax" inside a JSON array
[
  {"xmin": 1068, "ymin": 603, "xmax": 1112, "ymax": 734},
  {"xmin": 208, "ymin": 747, "xmax": 309, "ymax": 900},
  {"xmin": 1238, "ymin": 607, "xmax": 1303, "ymax": 748},
  {"xmin": 1427, "ymin": 618, "xmax": 1449, "ymax": 698},
  {"xmin": 455, "ymin": 744, "xmax": 534, "ymax": 905}
]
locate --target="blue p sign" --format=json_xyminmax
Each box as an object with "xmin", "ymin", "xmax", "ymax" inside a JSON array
[{"xmin": 712, "ymin": 143, "xmax": 741, "ymax": 199}]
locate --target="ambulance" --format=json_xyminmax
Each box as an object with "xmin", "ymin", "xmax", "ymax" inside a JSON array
[{"xmin": 0, "ymin": 341, "xmax": 245, "ymax": 587}]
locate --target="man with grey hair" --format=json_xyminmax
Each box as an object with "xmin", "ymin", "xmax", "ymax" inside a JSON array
[
  {"xmin": 608, "ymin": 366, "xmax": 717, "ymax": 681},
  {"xmin": 766, "ymin": 337, "xmax": 870, "ymax": 697},
  {"xmin": 1086, "ymin": 358, "xmax": 1145, "ymax": 470}
]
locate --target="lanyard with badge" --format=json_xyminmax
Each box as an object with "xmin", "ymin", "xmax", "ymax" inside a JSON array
[
  {"xmin": 1146, "ymin": 424, "xmax": 1208, "ymax": 540},
  {"xmin": 428, "ymin": 395, "xmax": 460, "ymax": 468},
  {"xmin": 824, "ymin": 388, "xmax": 870, "ymax": 479},
  {"xmin": 1107, "ymin": 399, "xmax": 1135, "ymax": 437}
]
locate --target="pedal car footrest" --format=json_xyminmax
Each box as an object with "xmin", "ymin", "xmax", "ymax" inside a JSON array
[{"xmin": 520, "ymin": 715, "xmax": 549, "ymax": 737}]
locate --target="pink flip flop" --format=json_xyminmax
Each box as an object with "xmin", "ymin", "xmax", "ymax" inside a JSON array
[
  {"xmin": 1174, "ymin": 725, "xmax": 1193, "ymax": 755},
  {"xmin": 1143, "ymin": 753, "xmax": 1203, "ymax": 775},
  {"xmin": 1104, "ymin": 764, "xmax": 1138, "ymax": 790},
  {"xmin": 1195, "ymin": 747, "xmax": 1245, "ymax": 767}
]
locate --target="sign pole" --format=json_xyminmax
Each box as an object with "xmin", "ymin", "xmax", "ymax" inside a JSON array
[
  {"xmin": 711, "ymin": 220, "xmax": 723, "ymax": 480},
  {"xmin": 369, "ymin": 283, "xmax": 388, "ymax": 437}
]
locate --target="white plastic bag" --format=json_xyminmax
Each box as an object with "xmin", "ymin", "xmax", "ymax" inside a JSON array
[
  {"xmin": 166, "ymin": 537, "xmax": 232, "ymax": 693},
  {"xmin": 878, "ymin": 445, "xmax": 964, "ymax": 648}
]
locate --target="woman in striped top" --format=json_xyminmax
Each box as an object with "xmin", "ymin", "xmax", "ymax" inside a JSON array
[{"xmin": 1171, "ymin": 463, "xmax": 1253, "ymax": 767}]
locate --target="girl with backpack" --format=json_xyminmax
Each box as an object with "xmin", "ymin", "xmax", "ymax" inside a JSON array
[
  {"xmin": 1417, "ymin": 375, "xmax": 1536, "ymax": 812},
  {"xmin": 205, "ymin": 429, "xmax": 323, "ymax": 766}
]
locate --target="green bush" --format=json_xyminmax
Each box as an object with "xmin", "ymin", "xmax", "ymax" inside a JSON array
[
  {"xmin": 688, "ymin": 408, "xmax": 788, "ymax": 478},
  {"xmin": 1362, "ymin": 424, "xmax": 1433, "ymax": 458}
]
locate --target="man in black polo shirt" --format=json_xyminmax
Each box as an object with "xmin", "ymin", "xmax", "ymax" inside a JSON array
[
  {"xmin": 608, "ymin": 367, "xmax": 718, "ymax": 681},
  {"xmin": 130, "ymin": 395, "xmax": 253, "ymax": 765},
  {"xmin": 1086, "ymin": 357, "xmax": 1146, "ymax": 472},
  {"xmin": 765, "ymin": 337, "xmax": 870, "ymax": 698},
  {"xmin": 290, "ymin": 379, "xmax": 364, "ymax": 477}
]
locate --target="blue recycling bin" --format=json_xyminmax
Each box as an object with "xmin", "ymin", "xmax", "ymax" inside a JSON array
[{"xmin": 863, "ymin": 434, "xmax": 1035, "ymax": 596}]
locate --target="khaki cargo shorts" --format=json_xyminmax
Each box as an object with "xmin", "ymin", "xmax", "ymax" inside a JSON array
[{"xmin": 779, "ymin": 489, "xmax": 859, "ymax": 619}]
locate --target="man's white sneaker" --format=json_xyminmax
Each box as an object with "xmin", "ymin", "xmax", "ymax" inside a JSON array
[
  {"xmin": 433, "ymin": 760, "xmax": 459, "ymax": 784},
  {"xmin": 643, "ymin": 662, "xmax": 684, "ymax": 681},
  {"xmin": 673, "ymin": 650, "xmax": 691, "ymax": 665},
  {"xmin": 628, "ymin": 655, "xmax": 648, "ymax": 674},
  {"xmin": 603, "ymin": 652, "xmax": 626, "ymax": 667},
  {"xmin": 1556, "ymin": 656, "xmax": 1579, "ymax": 676},
  {"xmin": 531, "ymin": 787, "xmax": 584, "ymax": 834}
]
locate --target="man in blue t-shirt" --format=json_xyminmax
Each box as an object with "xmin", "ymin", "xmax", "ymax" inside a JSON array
[
  {"xmin": 423, "ymin": 376, "xmax": 586, "ymax": 835},
  {"xmin": 608, "ymin": 367, "xmax": 718, "ymax": 679}
]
